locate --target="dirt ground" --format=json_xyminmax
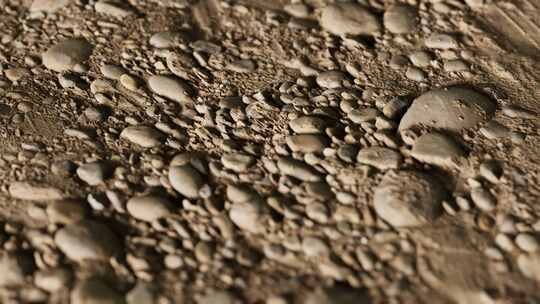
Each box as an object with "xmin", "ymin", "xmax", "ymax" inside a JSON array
[{"xmin": 0, "ymin": 0, "xmax": 539, "ymax": 303}]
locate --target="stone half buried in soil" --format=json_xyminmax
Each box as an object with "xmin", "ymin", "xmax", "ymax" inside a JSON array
[
  {"xmin": 398, "ymin": 86, "xmax": 495, "ymax": 133},
  {"xmin": 373, "ymin": 170, "xmax": 447, "ymax": 228}
]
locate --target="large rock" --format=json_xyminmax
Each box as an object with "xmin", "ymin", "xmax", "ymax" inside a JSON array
[
  {"xmin": 373, "ymin": 170, "xmax": 446, "ymax": 227},
  {"xmin": 319, "ymin": 3, "xmax": 381, "ymax": 36},
  {"xmin": 399, "ymin": 87, "xmax": 495, "ymax": 132},
  {"xmin": 42, "ymin": 39, "xmax": 93, "ymax": 72}
]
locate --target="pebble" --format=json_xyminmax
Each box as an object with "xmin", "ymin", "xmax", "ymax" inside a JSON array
[
  {"xmin": 54, "ymin": 221, "xmax": 120, "ymax": 262},
  {"xmin": 9, "ymin": 181, "xmax": 63, "ymax": 201},
  {"xmin": 399, "ymin": 86, "xmax": 495, "ymax": 132},
  {"xmin": 229, "ymin": 200, "xmax": 265, "ymax": 234},
  {"xmin": 226, "ymin": 184, "xmax": 258, "ymax": 204},
  {"xmin": 405, "ymin": 67, "xmax": 426, "ymax": 81},
  {"xmin": 71, "ymin": 277, "xmax": 124, "ymax": 304},
  {"xmin": 517, "ymin": 253, "xmax": 540, "ymax": 283},
  {"xmin": 348, "ymin": 108, "xmax": 380, "ymax": 123},
  {"xmin": 383, "ymin": 4, "xmax": 418, "ymax": 34},
  {"xmin": 127, "ymin": 195, "xmax": 173, "ymax": 222},
  {"xmin": 30, "ymin": 0, "xmax": 70, "ymax": 12},
  {"xmin": 95, "ymin": 1, "xmax": 134, "ymax": 18},
  {"xmin": 409, "ymin": 51, "xmax": 433, "ymax": 67},
  {"xmin": 42, "ymin": 38, "xmax": 93, "ymax": 72},
  {"xmin": 221, "ymin": 153, "xmax": 255, "ymax": 172},
  {"xmin": 286, "ymin": 134, "xmax": 329, "ymax": 153},
  {"xmin": 479, "ymin": 160, "xmax": 502, "ymax": 184},
  {"xmin": 168, "ymin": 165, "xmax": 204, "ymax": 198},
  {"xmin": 5, "ymin": 68, "xmax": 30, "ymax": 82},
  {"xmin": 289, "ymin": 116, "xmax": 326, "ymax": 134},
  {"xmin": 149, "ymin": 31, "xmax": 188, "ymax": 48},
  {"xmin": 319, "ymin": 3, "xmax": 381, "ymax": 36},
  {"xmin": 357, "ymin": 146, "xmax": 402, "ymax": 170},
  {"xmin": 373, "ymin": 170, "xmax": 446, "ymax": 227},
  {"xmin": 316, "ymin": 71, "xmax": 348, "ymax": 89},
  {"xmin": 515, "ymin": 233, "xmax": 540, "ymax": 253},
  {"xmin": 284, "ymin": 3, "xmax": 310, "ymax": 18},
  {"xmin": 444, "ymin": 60, "xmax": 469, "ymax": 72},
  {"xmin": 46, "ymin": 199, "xmax": 88, "ymax": 224},
  {"xmin": 100, "ymin": 64, "xmax": 126, "ymax": 80},
  {"xmin": 382, "ymin": 97, "xmax": 410, "ymax": 119},
  {"xmin": 120, "ymin": 126, "xmax": 165, "ymax": 148},
  {"xmin": 147, "ymin": 75, "xmax": 192, "ymax": 104},
  {"xmin": 411, "ymin": 132, "xmax": 465, "ymax": 168},
  {"xmin": 0, "ymin": 252, "xmax": 27, "ymax": 287},
  {"xmin": 77, "ymin": 161, "xmax": 110, "ymax": 186},
  {"xmin": 470, "ymin": 187, "xmax": 496, "ymax": 212},
  {"xmin": 302, "ymin": 237, "xmax": 329, "ymax": 257},
  {"xmin": 425, "ymin": 33, "xmax": 459, "ymax": 49},
  {"xmin": 34, "ymin": 267, "xmax": 72, "ymax": 292},
  {"xmin": 277, "ymin": 157, "xmax": 321, "ymax": 182}
]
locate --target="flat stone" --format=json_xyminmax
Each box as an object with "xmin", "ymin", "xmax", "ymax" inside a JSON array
[
  {"xmin": 348, "ymin": 108, "xmax": 380, "ymax": 123},
  {"xmin": 398, "ymin": 86, "xmax": 495, "ymax": 132},
  {"xmin": 120, "ymin": 126, "xmax": 165, "ymax": 148},
  {"xmin": 30, "ymin": 0, "xmax": 70, "ymax": 13},
  {"xmin": 425, "ymin": 33, "xmax": 458, "ymax": 49},
  {"xmin": 127, "ymin": 195, "xmax": 173, "ymax": 222},
  {"xmin": 515, "ymin": 233, "xmax": 540, "ymax": 253},
  {"xmin": 316, "ymin": 70, "xmax": 348, "ymax": 89},
  {"xmin": 374, "ymin": 170, "xmax": 446, "ymax": 227},
  {"xmin": 411, "ymin": 132, "xmax": 465, "ymax": 168},
  {"xmin": 319, "ymin": 3, "xmax": 381, "ymax": 36},
  {"xmin": 147, "ymin": 75, "xmax": 192, "ymax": 104},
  {"xmin": 357, "ymin": 146, "xmax": 402, "ymax": 170},
  {"xmin": 149, "ymin": 31, "xmax": 188, "ymax": 48},
  {"xmin": 34, "ymin": 267, "xmax": 72, "ymax": 292},
  {"xmin": 54, "ymin": 221, "xmax": 120, "ymax": 262},
  {"xmin": 286, "ymin": 134, "xmax": 329, "ymax": 153},
  {"xmin": 221, "ymin": 153, "xmax": 255, "ymax": 172},
  {"xmin": 100, "ymin": 64, "xmax": 126, "ymax": 80},
  {"xmin": 289, "ymin": 116, "xmax": 326, "ymax": 134},
  {"xmin": 71, "ymin": 277, "xmax": 124, "ymax": 304},
  {"xmin": 470, "ymin": 187, "xmax": 496, "ymax": 212},
  {"xmin": 9, "ymin": 182, "xmax": 63, "ymax": 201},
  {"xmin": 168, "ymin": 165, "xmax": 204, "ymax": 199},
  {"xmin": 277, "ymin": 157, "xmax": 321, "ymax": 182},
  {"xmin": 42, "ymin": 39, "xmax": 93, "ymax": 72},
  {"xmin": 383, "ymin": 4, "xmax": 417, "ymax": 34}
]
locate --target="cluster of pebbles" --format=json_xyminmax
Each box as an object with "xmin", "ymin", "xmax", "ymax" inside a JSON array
[{"xmin": 0, "ymin": 0, "xmax": 538, "ymax": 303}]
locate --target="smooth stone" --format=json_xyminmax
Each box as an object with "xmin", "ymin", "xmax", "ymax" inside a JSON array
[
  {"xmin": 515, "ymin": 233, "xmax": 540, "ymax": 253},
  {"xmin": 34, "ymin": 267, "xmax": 72, "ymax": 292},
  {"xmin": 221, "ymin": 153, "xmax": 255, "ymax": 172},
  {"xmin": 149, "ymin": 31, "xmax": 188, "ymax": 48},
  {"xmin": 284, "ymin": 3, "xmax": 310, "ymax": 18},
  {"xmin": 316, "ymin": 70, "xmax": 347, "ymax": 89},
  {"xmin": 348, "ymin": 108, "xmax": 380, "ymax": 123},
  {"xmin": 42, "ymin": 39, "xmax": 93, "ymax": 72},
  {"xmin": 277, "ymin": 157, "xmax": 321, "ymax": 182},
  {"xmin": 100, "ymin": 64, "xmax": 126, "ymax": 80},
  {"xmin": 120, "ymin": 126, "xmax": 165, "ymax": 148},
  {"xmin": 405, "ymin": 66, "xmax": 426, "ymax": 81},
  {"xmin": 425, "ymin": 33, "xmax": 458, "ymax": 49},
  {"xmin": 411, "ymin": 132, "xmax": 465, "ymax": 168},
  {"xmin": 71, "ymin": 278, "xmax": 125, "ymax": 304},
  {"xmin": 9, "ymin": 182, "xmax": 63, "ymax": 201},
  {"xmin": 302, "ymin": 237, "xmax": 329, "ymax": 257},
  {"xmin": 383, "ymin": 4, "xmax": 417, "ymax": 34},
  {"xmin": 289, "ymin": 116, "xmax": 326, "ymax": 134},
  {"xmin": 54, "ymin": 221, "xmax": 120, "ymax": 262},
  {"xmin": 168, "ymin": 165, "xmax": 204, "ymax": 199},
  {"xmin": 374, "ymin": 170, "xmax": 446, "ymax": 227},
  {"xmin": 470, "ymin": 187, "xmax": 496, "ymax": 211},
  {"xmin": 409, "ymin": 51, "xmax": 433, "ymax": 67},
  {"xmin": 77, "ymin": 161, "xmax": 110, "ymax": 186},
  {"xmin": 126, "ymin": 195, "xmax": 173, "ymax": 222},
  {"xmin": 286, "ymin": 134, "xmax": 329, "ymax": 153},
  {"xmin": 0, "ymin": 252, "xmax": 27, "ymax": 287},
  {"xmin": 319, "ymin": 3, "xmax": 381, "ymax": 36},
  {"xmin": 479, "ymin": 121, "xmax": 510, "ymax": 139},
  {"xmin": 226, "ymin": 184, "xmax": 259, "ymax": 204},
  {"xmin": 518, "ymin": 254, "xmax": 540, "ymax": 282},
  {"xmin": 46, "ymin": 200, "xmax": 88, "ymax": 224},
  {"xmin": 357, "ymin": 146, "xmax": 402, "ymax": 170},
  {"xmin": 95, "ymin": 1, "xmax": 134, "ymax": 18},
  {"xmin": 30, "ymin": 0, "xmax": 70, "ymax": 13},
  {"xmin": 398, "ymin": 86, "xmax": 495, "ymax": 132},
  {"xmin": 147, "ymin": 75, "xmax": 192, "ymax": 104},
  {"xmin": 229, "ymin": 200, "xmax": 265, "ymax": 234}
]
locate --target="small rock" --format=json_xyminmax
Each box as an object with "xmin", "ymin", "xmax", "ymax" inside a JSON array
[
  {"xmin": 444, "ymin": 60, "xmax": 469, "ymax": 72},
  {"xmin": 357, "ymin": 146, "xmax": 402, "ymax": 170},
  {"xmin": 95, "ymin": 1, "xmax": 134, "ymax": 18},
  {"xmin": 227, "ymin": 59, "xmax": 256, "ymax": 73},
  {"xmin": 120, "ymin": 126, "xmax": 165, "ymax": 148},
  {"xmin": 100, "ymin": 64, "xmax": 126, "ymax": 80},
  {"xmin": 348, "ymin": 108, "xmax": 380, "ymax": 123},
  {"xmin": 515, "ymin": 233, "xmax": 540, "ymax": 253},
  {"xmin": 405, "ymin": 67, "xmax": 426, "ymax": 81},
  {"xmin": 277, "ymin": 157, "xmax": 321, "ymax": 182},
  {"xmin": 0, "ymin": 252, "xmax": 27, "ymax": 287},
  {"xmin": 169, "ymin": 165, "xmax": 204, "ymax": 198},
  {"xmin": 55, "ymin": 221, "xmax": 120, "ymax": 262},
  {"xmin": 46, "ymin": 200, "xmax": 88, "ymax": 224},
  {"xmin": 316, "ymin": 71, "xmax": 348, "ymax": 89},
  {"xmin": 229, "ymin": 201, "xmax": 266, "ymax": 234},
  {"xmin": 150, "ymin": 31, "xmax": 188, "ymax": 48},
  {"xmin": 383, "ymin": 4, "xmax": 417, "ymax": 34},
  {"xmin": 127, "ymin": 195, "xmax": 173, "ymax": 222},
  {"xmin": 411, "ymin": 132, "xmax": 465, "ymax": 168},
  {"xmin": 319, "ymin": 3, "xmax": 381, "ymax": 36},
  {"xmin": 302, "ymin": 237, "xmax": 329, "ymax": 257},
  {"xmin": 9, "ymin": 182, "xmax": 63, "ymax": 201},
  {"xmin": 198, "ymin": 290, "xmax": 237, "ymax": 304},
  {"xmin": 286, "ymin": 134, "xmax": 329, "ymax": 153},
  {"xmin": 77, "ymin": 161, "xmax": 110, "ymax": 186},
  {"xmin": 34, "ymin": 267, "xmax": 72, "ymax": 292},
  {"xmin": 221, "ymin": 153, "xmax": 255, "ymax": 172},
  {"xmin": 470, "ymin": 187, "xmax": 496, "ymax": 211},
  {"xmin": 42, "ymin": 39, "xmax": 93, "ymax": 72},
  {"xmin": 126, "ymin": 282, "xmax": 156, "ymax": 304},
  {"xmin": 147, "ymin": 75, "xmax": 192, "ymax": 104},
  {"xmin": 517, "ymin": 253, "xmax": 540, "ymax": 282},
  {"xmin": 409, "ymin": 51, "xmax": 433, "ymax": 67}
]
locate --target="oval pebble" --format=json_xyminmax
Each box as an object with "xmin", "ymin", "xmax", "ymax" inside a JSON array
[
  {"xmin": 120, "ymin": 126, "xmax": 165, "ymax": 148},
  {"xmin": 286, "ymin": 134, "xmax": 329, "ymax": 153},
  {"xmin": 357, "ymin": 146, "xmax": 402, "ymax": 170},
  {"xmin": 147, "ymin": 75, "xmax": 192, "ymax": 104},
  {"xmin": 319, "ymin": 3, "xmax": 381, "ymax": 36},
  {"xmin": 127, "ymin": 195, "xmax": 173, "ymax": 222},
  {"xmin": 168, "ymin": 165, "xmax": 204, "ymax": 199}
]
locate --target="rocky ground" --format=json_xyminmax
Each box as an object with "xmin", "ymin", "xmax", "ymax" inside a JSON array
[{"xmin": 0, "ymin": 0, "xmax": 539, "ymax": 303}]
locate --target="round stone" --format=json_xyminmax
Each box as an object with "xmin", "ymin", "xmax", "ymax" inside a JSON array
[
  {"xmin": 76, "ymin": 161, "xmax": 110, "ymax": 186},
  {"xmin": 286, "ymin": 134, "xmax": 329, "ymax": 153},
  {"xmin": 398, "ymin": 86, "xmax": 495, "ymax": 132},
  {"xmin": 515, "ymin": 233, "xmax": 540, "ymax": 253},
  {"xmin": 319, "ymin": 3, "xmax": 381, "ymax": 36},
  {"xmin": 383, "ymin": 4, "xmax": 417, "ymax": 34},
  {"xmin": 373, "ymin": 170, "xmax": 446, "ymax": 227},
  {"xmin": 54, "ymin": 221, "xmax": 120, "ymax": 262},
  {"xmin": 168, "ymin": 165, "xmax": 204, "ymax": 199},
  {"xmin": 126, "ymin": 195, "xmax": 173, "ymax": 222},
  {"xmin": 42, "ymin": 38, "xmax": 93, "ymax": 72}
]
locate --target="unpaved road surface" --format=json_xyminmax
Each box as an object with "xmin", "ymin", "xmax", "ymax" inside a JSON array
[{"xmin": 0, "ymin": 0, "xmax": 539, "ymax": 303}]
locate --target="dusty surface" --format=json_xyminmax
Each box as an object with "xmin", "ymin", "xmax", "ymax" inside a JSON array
[{"xmin": 0, "ymin": 0, "xmax": 539, "ymax": 303}]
